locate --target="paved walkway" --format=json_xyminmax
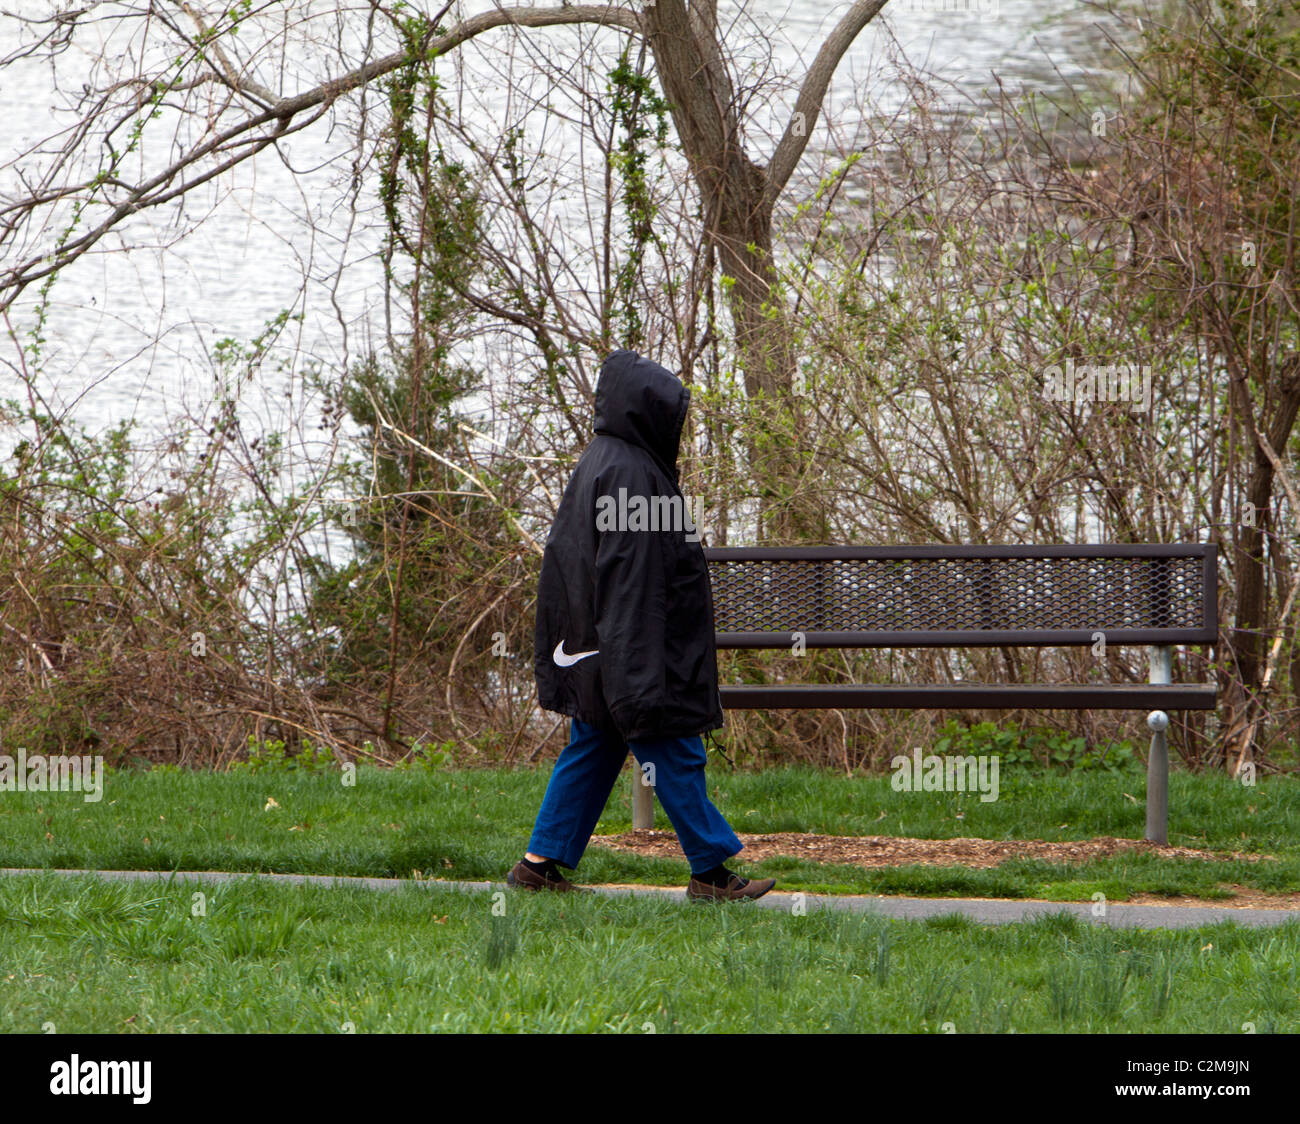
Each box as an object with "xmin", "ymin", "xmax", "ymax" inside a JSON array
[{"xmin": 3, "ymin": 867, "xmax": 1297, "ymax": 928}]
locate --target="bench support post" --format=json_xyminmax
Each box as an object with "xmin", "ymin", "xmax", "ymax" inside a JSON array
[
  {"xmin": 630, "ymin": 756, "xmax": 653, "ymax": 830},
  {"xmin": 1145, "ymin": 646, "xmax": 1172, "ymax": 844}
]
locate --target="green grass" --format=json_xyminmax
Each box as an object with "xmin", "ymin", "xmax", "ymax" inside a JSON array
[
  {"xmin": 0, "ymin": 871, "xmax": 1295, "ymax": 1033},
  {"xmin": 0, "ymin": 763, "xmax": 1296, "ymax": 900},
  {"xmin": 3, "ymin": 765, "xmax": 1295, "ymax": 1033}
]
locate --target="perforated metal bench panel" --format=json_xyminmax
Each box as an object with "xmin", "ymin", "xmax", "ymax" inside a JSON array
[
  {"xmin": 703, "ymin": 544, "xmax": 1218, "ymax": 711},
  {"xmin": 705, "ymin": 544, "xmax": 1217, "ymax": 649}
]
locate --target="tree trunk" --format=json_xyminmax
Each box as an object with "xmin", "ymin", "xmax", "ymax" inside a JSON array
[
  {"xmin": 644, "ymin": 0, "xmax": 812, "ymax": 541},
  {"xmin": 1220, "ymin": 356, "xmax": 1300, "ymax": 768}
]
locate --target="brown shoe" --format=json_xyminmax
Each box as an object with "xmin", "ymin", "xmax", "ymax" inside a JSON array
[
  {"xmin": 506, "ymin": 860, "xmax": 584, "ymax": 892},
  {"xmin": 686, "ymin": 870, "xmax": 776, "ymax": 902}
]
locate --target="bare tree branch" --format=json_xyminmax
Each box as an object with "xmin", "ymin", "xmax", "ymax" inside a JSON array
[
  {"xmin": 0, "ymin": 3, "xmax": 640, "ymax": 313},
  {"xmin": 765, "ymin": 0, "xmax": 888, "ymax": 201}
]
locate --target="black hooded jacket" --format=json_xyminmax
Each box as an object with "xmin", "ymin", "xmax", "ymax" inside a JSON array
[{"xmin": 533, "ymin": 350, "xmax": 725, "ymax": 742}]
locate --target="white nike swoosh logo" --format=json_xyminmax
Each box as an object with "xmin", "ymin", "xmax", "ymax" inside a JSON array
[{"xmin": 553, "ymin": 640, "xmax": 599, "ymax": 668}]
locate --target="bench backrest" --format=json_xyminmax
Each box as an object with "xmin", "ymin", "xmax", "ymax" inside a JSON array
[{"xmin": 704, "ymin": 544, "xmax": 1217, "ymax": 649}]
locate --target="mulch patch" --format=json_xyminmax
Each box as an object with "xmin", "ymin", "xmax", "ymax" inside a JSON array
[
  {"xmin": 592, "ymin": 829, "xmax": 1263, "ymax": 869},
  {"xmin": 590, "ymin": 830, "xmax": 1297, "ymax": 909}
]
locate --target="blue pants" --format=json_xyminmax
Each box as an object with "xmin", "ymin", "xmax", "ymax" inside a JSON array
[{"xmin": 527, "ymin": 718, "xmax": 743, "ymax": 875}]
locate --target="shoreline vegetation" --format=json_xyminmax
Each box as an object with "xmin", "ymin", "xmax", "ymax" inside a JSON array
[{"xmin": 1, "ymin": 2, "xmax": 1298, "ymax": 780}]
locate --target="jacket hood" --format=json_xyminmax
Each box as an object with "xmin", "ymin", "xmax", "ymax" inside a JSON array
[{"xmin": 593, "ymin": 349, "xmax": 689, "ymax": 481}]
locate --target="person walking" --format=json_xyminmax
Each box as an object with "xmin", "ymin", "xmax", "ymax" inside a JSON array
[{"xmin": 510, "ymin": 348, "xmax": 775, "ymax": 902}]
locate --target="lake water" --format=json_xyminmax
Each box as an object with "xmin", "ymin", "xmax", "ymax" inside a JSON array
[{"xmin": 0, "ymin": 0, "xmax": 1131, "ymax": 459}]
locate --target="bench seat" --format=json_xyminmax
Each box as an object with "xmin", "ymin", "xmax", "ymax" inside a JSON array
[{"xmin": 719, "ymin": 683, "xmax": 1218, "ymax": 710}]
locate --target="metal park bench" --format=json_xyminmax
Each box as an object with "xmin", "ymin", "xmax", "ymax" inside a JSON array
[{"xmin": 629, "ymin": 544, "xmax": 1218, "ymax": 844}]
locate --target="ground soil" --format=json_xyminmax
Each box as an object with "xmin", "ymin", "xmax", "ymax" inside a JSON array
[{"xmin": 590, "ymin": 830, "xmax": 1300, "ymax": 910}]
